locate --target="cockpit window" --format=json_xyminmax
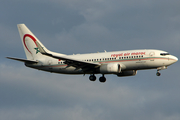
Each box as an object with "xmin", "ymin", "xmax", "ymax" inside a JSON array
[{"xmin": 160, "ymin": 53, "xmax": 170, "ymax": 56}]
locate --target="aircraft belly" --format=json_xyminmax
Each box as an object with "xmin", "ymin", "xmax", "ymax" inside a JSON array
[
  {"xmin": 26, "ymin": 64, "xmax": 84, "ymax": 74},
  {"xmin": 47, "ymin": 66, "xmax": 84, "ymax": 74},
  {"xmin": 55, "ymin": 66, "xmax": 84, "ymax": 74}
]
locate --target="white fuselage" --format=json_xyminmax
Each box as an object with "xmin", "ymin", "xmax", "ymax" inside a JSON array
[
  {"xmin": 7, "ymin": 24, "xmax": 178, "ymax": 83},
  {"xmin": 26, "ymin": 49, "xmax": 178, "ymax": 74}
]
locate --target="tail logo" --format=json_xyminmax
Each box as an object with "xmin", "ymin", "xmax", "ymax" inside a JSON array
[
  {"xmin": 34, "ymin": 48, "xmax": 40, "ymax": 54},
  {"xmin": 23, "ymin": 34, "xmax": 40, "ymax": 54}
]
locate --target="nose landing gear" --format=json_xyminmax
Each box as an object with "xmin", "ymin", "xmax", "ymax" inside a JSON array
[
  {"xmin": 156, "ymin": 66, "xmax": 167, "ymax": 76},
  {"xmin": 156, "ymin": 70, "xmax": 161, "ymax": 76}
]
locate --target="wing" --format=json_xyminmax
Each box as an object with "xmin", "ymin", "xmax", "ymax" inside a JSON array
[{"xmin": 36, "ymin": 41, "xmax": 100, "ymax": 73}]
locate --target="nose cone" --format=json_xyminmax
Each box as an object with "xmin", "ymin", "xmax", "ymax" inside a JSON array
[
  {"xmin": 171, "ymin": 56, "xmax": 178, "ymax": 63},
  {"xmin": 175, "ymin": 56, "xmax": 178, "ymax": 62}
]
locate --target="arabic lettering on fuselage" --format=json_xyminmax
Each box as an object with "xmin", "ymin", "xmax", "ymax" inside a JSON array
[{"xmin": 111, "ymin": 52, "xmax": 146, "ymax": 58}]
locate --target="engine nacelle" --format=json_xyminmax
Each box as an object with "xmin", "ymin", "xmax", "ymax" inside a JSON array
[
  {"xmin": 99, "ymin": 63, "xmax": 121, "ymax": 74},
  {"xmin": 117, "ymin": 70, "xmax": 137, "ymax": 77}
]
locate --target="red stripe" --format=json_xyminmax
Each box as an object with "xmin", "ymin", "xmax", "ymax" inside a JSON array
[
  {"xmin": 34, "ymin": 57, "xmax": 175, "ymax": 69},
  {"xmin": 23, "ymin": 34, "xmax": 38, "ymax": 54}
]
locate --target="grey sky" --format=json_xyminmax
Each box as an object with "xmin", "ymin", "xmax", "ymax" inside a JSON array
[{"xmin": 0, "ymin": 0, "xmax": 180, "ymax": 120}]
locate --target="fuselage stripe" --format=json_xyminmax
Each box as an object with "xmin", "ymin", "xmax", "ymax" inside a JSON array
[{"xmin": 33, "ymin": 57, "xmax": 175, "ymax": 69}]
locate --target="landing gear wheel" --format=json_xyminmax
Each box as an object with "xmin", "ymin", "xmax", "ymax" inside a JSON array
[
  {"xmin": 156, "ymin": 72, "xmax": 161, "ymax": 76},
  {"xmin": 99, "ymin": 76, "xmax": 106, "ymax": 83},
  {"xmin": 89, "ymin": 75, "xmax": 96, "ymax": 81}
]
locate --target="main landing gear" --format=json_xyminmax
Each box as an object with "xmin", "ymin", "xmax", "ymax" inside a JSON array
[
  {"xmin": 99, "ymin": 75, "xmax": 106, "ymax": 83},
  {"xmin": 89, "ymin": 74, "xmax": 106, "ymax": 83},
  {"xmin": 89, "ymin": 74, "xmax": 96, "ymax": 81}
]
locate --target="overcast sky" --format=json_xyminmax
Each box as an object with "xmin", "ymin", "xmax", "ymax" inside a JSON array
[{"xmin": 0, "ymin": 0, "xmax": 180, "ymax": 120}]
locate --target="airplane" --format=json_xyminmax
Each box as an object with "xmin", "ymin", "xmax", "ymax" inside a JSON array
[{"xmin": 7, "ymin": 24, "xmax": 178, "ymax": 83}]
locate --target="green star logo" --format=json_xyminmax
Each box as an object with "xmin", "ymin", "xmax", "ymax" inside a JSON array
[{"xmin": 34, "ymin": 48, "xmax": 40, "ymax": 54}]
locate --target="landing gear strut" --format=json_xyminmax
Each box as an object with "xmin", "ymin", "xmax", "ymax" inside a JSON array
[
  {"xmin": 89, "ymin": 74, "xmax": 96, "ymax": 81},
  {"xmin": 99, "ymin": 74, "xmax": 106, "ymax": 83}
]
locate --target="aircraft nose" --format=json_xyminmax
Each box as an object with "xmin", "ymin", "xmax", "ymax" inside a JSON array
[
  {"xmin": 175, "ymin": 56, "xmax": 178, "ymax": 62},
  {"xmin": 172, "ymin": 56, "xmax": 178, "ymax": 62}
]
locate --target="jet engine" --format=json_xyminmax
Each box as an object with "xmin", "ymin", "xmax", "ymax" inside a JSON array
[
  {"xmin": 99, "ymin": 63, "xmax": 121, "ymax": 74},
  {"xmin": 117, "ymin": 70, "xmax": 137, "ymax": 77}
]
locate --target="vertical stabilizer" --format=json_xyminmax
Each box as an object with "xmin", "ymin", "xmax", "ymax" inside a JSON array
[{"xmin": 17, "ymin": 24, "xmax": 49, "ymax": 60}]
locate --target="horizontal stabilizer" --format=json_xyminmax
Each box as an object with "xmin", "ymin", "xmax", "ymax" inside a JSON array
[{"xmin": 6, "ymin": 57, "xmax": 38, "ymax": 64}]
